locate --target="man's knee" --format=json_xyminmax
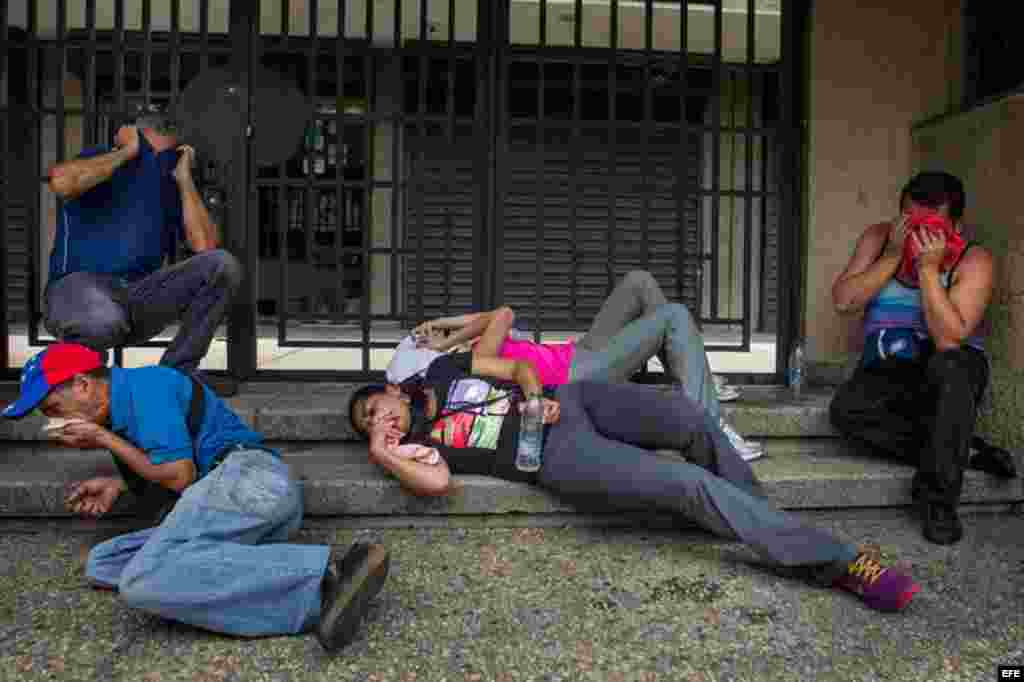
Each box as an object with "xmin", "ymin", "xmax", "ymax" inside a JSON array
[
  {"xmin": 623, "ymin": 270, "xmax": 657, "ymax": 292},
  {"xmin": 84, "ymin": 546, "xmax": 108, "ymax": 581},
  {"xmin": 118, "ymin": 565, "xmax": 153, "ymax": 610},
  {"xmin": 196, "ymin": 248, "xmax": 244, "ymax": 292}
]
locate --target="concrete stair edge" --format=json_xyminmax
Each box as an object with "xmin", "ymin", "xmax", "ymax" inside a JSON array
[
  {"xmin": 0, "ymin": 438, "xmax": 1019, "ymax": 517},
  {"xmin": 0, "ymin": 385, "xmax": 840, "ymax": 442}
]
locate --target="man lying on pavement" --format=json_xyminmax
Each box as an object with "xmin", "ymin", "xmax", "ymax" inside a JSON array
[{"xmin": 2, "ymin": 343, "xmax": 388, "ymax": 652}]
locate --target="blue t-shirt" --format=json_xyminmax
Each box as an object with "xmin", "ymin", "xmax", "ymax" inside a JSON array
[
  {"xmin": 108, "ymin": 366, "xmax": 274, "ymax": 480},
  {"xmin": 48, "ymin": 136, "xmax": 183, "ymax": 284}
]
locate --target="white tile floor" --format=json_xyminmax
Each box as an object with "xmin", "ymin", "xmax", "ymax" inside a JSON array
[{"xmin": 5, "ymin": 324, "xmax": 777, "ymax": 374}]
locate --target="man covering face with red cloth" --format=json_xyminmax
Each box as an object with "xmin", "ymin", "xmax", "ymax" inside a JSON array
[
  {"xmin": 895, "ymin": 206, "xmax": 966, "ymax": 287},
  {"xmin": 830, "ymin": 171, "xmax": 1016, "ymax": 550}
]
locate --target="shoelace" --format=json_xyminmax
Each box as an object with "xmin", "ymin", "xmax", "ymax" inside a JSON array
[{"xmin": 847, "ymin": 554, "xmax": 887, "ymax": 586}]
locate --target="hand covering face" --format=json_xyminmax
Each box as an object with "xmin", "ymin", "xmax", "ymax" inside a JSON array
[{"xmin": 895, "ymin": 207, "xmax": 965, "ymax": 287}]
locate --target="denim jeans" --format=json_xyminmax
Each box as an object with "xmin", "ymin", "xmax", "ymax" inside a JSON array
[
  {"xmin": 86, "ymin": 449, "xmax": 329, "ymax": 637},
  {"xmin": 44, "ymin": 249, "xmax": 242, "ymax": 372},
  {"xmin": 541, "ymin": 382, "xmax": 857, "ymax": 584},
  {"xmin": 571, "ymin": 271, "xmax": 719, "ymax": 418}
]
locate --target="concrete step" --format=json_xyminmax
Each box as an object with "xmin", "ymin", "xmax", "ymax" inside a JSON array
[
  {"xmin": 1, "ymin": 438, "xmax": 1020, "ymax": 518},
  {"xmin": 0, "ymin": 383, "xmax": 837, "ymax": 442}
]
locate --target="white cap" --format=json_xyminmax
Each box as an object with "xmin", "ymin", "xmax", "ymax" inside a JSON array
[{"xmin": 386, "ymin": 335, "xmax": 443, "ymax": 384}]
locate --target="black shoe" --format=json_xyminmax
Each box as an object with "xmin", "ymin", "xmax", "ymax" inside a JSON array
[
  {"xmin": 922, "ymin": 501, "xmax": 963, "ymax": 545},
  {"xmin": 316, "ymin": 543, "xmax": 390, "ymax": 653},
  {"xmin": 969, "ymin": 437, "xmax": 1017, "ymax": 479}
]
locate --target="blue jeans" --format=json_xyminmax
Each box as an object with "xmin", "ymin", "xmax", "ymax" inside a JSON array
[{"xmin": 86, "ymin": 450, "xmax": 329, "ymax": 637}]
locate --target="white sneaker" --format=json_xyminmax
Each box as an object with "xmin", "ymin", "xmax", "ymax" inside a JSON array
[
  {"xmin": 713, "ymin": 375, "xmax": 741, "ymax": 402},
  {"xmin": 719, "ymin": 418, "xmax": 765, "ymax": 462},
  {"xmin": 717, "ymin": 385, "xmax": 741, "ymax": 402}
]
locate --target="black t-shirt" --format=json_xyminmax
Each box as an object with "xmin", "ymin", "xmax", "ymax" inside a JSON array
[{"xmin": 410, "ymin": 352, "xmax": 537, "ymax": 484}]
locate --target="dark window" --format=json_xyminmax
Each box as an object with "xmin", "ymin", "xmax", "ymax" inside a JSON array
[{"xmin": 963, "ymin": 1, "xmax": 1024, "ymax": 106}]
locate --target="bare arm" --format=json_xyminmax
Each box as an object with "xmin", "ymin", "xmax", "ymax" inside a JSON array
[
  {"xmin": 470, "ymin": 355, "xmax": 544, "ymax": 399},
  {"xmin": 174, "ymin": 146, "xmax": 220, "ymax": 252},
  {"xmin": 100, "ymin": 430, "xmax": 197, "ymax": 493},
  {"xmin": 832, "ymin": 220, "xmax": 905, "ymax": 315},
  {"xmin": 918, "ymin": 244, "xmax": 993, "ymax": 351},
  {"xmin": 54, "ymin": 421, "xmax": 195, "ymax": 493},
  {"xmin": 423, "ymin": 312, "xmax": 484, "ymax": 330},
  {"xmin": 47, "ymin": 145, "xmax": 137, "ymax": 201},
  {"xmin": 368, "ymin": 428, "xmax": 451, "ymax": 496},
  {"xmin": 418, "ymin": 308, "xmax": 511, "ymax": 352}
]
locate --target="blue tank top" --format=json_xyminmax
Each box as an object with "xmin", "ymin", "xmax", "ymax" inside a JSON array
[{"xmin": 862, "ymin": 243, "xmax": 986, "ymax": 354}]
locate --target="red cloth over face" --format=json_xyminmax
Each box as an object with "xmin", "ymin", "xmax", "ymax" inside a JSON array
[{"xmin": 895, "ymin": 207, "xmax": 966, "ymax": 287}]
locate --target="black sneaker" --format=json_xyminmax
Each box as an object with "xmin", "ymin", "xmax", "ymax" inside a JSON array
[
  {"xmin": 922, "ymin": 501, "xmax": 963, "ymax": 545},
  {"xmin": 969, "ymin": 437, "xmax": 1017, "ymax": 479},
  {"xmin": 316, "ymin": 543, "xmax": 390, "ymax": 653}
]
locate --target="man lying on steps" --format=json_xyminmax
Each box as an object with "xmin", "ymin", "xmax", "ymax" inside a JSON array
[{"xmin": 349, "ymin": 351, "xmax": 921, "ymax": 613}]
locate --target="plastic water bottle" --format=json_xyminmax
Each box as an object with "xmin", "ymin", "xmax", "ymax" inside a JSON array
[
  {"xmin": 787, "ymin": 338, "xmax": 805, "ymax": 400},
  {"xmin": 515, "ymin": 396, "xmax": 544, "ymax": 472}
]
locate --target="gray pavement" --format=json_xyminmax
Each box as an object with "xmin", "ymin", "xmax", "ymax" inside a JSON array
[{"xmin": 1, "ymin": 509, "xmax": 1022, "ymax": 682}]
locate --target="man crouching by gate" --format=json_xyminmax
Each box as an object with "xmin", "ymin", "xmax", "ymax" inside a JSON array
[{"xmin": 2, "ymin": 343, "xmax": 389, "ymax": 653}]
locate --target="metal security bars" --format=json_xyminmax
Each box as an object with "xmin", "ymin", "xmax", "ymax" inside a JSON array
[
  {"xmin": 495, "ymin": 0, "xmax": 785, "ymax": 353},
  {"xmin": 0, "ymin": 0, "xmax": 235, "ymax": 370},
  {"xmin": 0, "ymin": 0, "xmax": 8, "ymax": 370},
  {"xmin": 2, "ymin": 0, "xmax": 798, "ymax": 380},
  {"xmin": 250, "ymin": 0, "xmax": 490, "ymax": 375}
]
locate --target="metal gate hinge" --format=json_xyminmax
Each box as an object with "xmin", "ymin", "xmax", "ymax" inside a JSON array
[{"xmin": 246, "ymin": 125, "xmax": 254, "ymax": 138}]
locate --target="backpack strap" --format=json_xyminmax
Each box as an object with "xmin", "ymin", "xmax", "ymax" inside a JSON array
[{"xmin": 186, "ymin": 373, "xmax": 206, "ymax": 455}]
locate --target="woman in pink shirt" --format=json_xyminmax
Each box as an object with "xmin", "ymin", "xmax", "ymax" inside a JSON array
[{"xmin": 409, "ymin": 271, "xmax": 760, "ymax": 460}]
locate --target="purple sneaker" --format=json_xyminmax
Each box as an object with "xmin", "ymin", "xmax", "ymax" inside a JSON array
[{"xmin": 833, "ymin": 553, "xmax": 919, "ymax": 612}]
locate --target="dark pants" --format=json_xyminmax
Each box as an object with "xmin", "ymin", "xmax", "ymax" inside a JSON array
[
  {"xmin": 829, "ymin": 347, "xmax": 989, "ymax": 506},
  {"xmin": 44, "ymin": 249, "xmax": 242, "ymax": 372},
  {"xmin": 539, "ymin": 381, "xmax": 857, "ymax": 583}
]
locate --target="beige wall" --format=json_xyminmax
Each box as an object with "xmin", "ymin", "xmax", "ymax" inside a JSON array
[
  {"xmin": 912, "ymin": 97, "xmax": 1024, "ymax": 448},
  {"xmin": 804, "ymin": 0, "xmax": 961, "ymax": 364},
  {"xmin": 806, "ymin": 0, "xmax": 1022, "ymax": 447}
]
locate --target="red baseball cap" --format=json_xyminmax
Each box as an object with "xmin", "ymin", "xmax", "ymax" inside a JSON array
[{"xmin": 2, "ymin": 343, "xmax": 105, "ymax": 419}]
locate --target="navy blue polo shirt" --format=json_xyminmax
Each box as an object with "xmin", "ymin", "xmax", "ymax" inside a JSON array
[
  {"xmin": 48, "ymin": 135, "xmax": 183, "ymax": 285},
  {"xmin": 108, "ymin": 365, "xmax": 275, "ymax": 480}
]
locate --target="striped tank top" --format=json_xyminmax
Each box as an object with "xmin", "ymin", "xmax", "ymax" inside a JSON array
[{"xmin": 862, "ymin": 243, "xmax": 987, "ymax": 353}]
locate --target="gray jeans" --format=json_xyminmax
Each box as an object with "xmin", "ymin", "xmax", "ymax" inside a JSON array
[
  {"xmin": 44, "ymin": 249, "xmax": 242, "ymax": 372},
  {"xmin": 570, "ymin": 270, "xmax": 720, "ymax": 418},
  {"xmin": 540, "ymin": 381, "xmax": 857, "ymax": 582}
]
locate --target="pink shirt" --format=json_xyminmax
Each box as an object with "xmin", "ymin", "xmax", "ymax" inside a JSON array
[{"xmin": 497, "ymin": 338, "xmax": 577, "ymax": 386}]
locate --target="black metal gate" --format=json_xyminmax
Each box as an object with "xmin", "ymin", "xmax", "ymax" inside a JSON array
[{"xmin": 1, "ymin": 0, "xmax": 801, "ymax": 381}]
